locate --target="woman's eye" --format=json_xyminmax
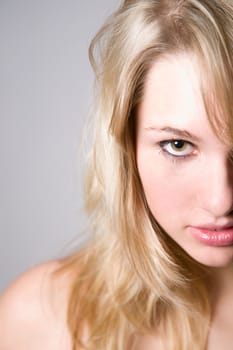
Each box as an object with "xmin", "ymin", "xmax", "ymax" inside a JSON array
[{"xmin": 159, "ymin": 140, "xmax": 194, "ymax": 157}]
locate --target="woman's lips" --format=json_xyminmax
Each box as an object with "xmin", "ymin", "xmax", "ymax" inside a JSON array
[{"xmin": 189, "ymin": 226, "xmax": 233, "ymax": 246}]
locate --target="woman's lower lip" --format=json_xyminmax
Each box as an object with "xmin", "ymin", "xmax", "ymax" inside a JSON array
[{"xmin": 189, "ymin": 227, "xmax": 233, "ymax": 246}]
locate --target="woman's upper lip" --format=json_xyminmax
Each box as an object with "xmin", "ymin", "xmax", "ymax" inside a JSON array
[{"xmin": 192, "ymin": 222, "xmax": 233, "ymax": 231}]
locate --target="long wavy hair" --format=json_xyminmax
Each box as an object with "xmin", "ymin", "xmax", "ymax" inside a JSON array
[{"xmin": 61, "ymin": 1, "xmax": 233, "ymax": 349}]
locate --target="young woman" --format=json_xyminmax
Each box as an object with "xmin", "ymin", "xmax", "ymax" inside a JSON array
[{"xmin": 1, "ymin": 0, "xmax": 233, "ymax": 349}]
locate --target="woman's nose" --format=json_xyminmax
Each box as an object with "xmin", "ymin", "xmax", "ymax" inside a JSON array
[{"xmin": 200, "ymin": 156, "xmax": 233, "ymax": 218}]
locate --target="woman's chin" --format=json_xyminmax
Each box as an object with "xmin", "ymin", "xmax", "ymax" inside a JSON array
[{"xmin": 189, "ymin": 247, "xmax": 233, "ymax": 268}]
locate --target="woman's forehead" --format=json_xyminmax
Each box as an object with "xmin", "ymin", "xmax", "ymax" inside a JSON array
[{"xmin": 138, "ymin": 53, "xmax": 205, "ymax": 127}]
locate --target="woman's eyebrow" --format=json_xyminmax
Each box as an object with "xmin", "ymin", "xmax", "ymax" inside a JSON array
[{"xmin": 144, "ymin": 126, "xmax": 201, "ymax": 142}]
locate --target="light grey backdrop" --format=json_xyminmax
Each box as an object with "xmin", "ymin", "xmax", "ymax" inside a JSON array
[{"xmin": 0, "ymin": 0, "xmax": 120, "ymax": 292}]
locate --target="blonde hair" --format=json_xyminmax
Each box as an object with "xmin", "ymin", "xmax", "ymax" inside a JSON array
[{"xmin": 62, "ymin": 1, "xmax": 233, "ymax": 349}]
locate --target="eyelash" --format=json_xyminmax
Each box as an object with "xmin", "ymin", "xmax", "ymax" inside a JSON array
[{"xmin": 158, "ymin": 139, "xmax": 196, "ymax": 162}]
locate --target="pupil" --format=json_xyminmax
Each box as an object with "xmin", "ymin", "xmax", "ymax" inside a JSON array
[{"xmin": 174, "ymin": 141, "xmax": 184, "ymax": 149}]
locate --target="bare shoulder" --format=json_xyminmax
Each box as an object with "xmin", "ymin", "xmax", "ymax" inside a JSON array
[
  {"xmin": 0, "ymin": 260, "xmax": 73, "ymax": 350},
  {"xmin": 131, "ymin": 332, "xmax": 165, "ymax": 350}
]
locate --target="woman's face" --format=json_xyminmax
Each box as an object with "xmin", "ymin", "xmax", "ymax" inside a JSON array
[{"xmin": 136, "ymin": 53, "xmax": 233, "ymax": 267}]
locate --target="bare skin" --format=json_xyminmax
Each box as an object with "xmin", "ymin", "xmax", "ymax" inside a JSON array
[
  {"xmin": 0, "ymin": 261, "xmax": 72, "ymax": 350},
  {"xmin": 206, "ymin": 266, "xmax": 233, "ymax": 350},
  {"xmin": 1, "ymin": 261, "xmax": 233, "ymax": 349}
]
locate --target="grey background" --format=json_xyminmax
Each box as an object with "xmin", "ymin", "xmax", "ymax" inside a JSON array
[{"xmin": 0, "ymin": 0, "xmax": 119, "ymax": 292}]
